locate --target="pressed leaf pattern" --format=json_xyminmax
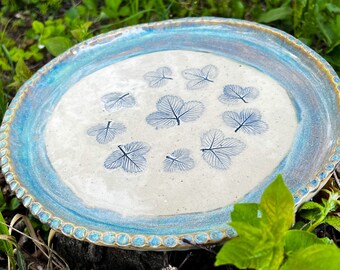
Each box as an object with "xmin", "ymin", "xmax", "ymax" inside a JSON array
[
  {"xmin": 104, "ymin": 141, "xmax": 150, "ymax": 173},
  {"xmin": 182, "ymin": 64, "xmax": 218, "ymax": 90},
  {"xmin": 101, "ymin": 92, "xmax": 136, "ymax": 112},
  {"xmin": 164, "ymin": 149, "xmax": 195, "ymax": 172},
  {"xmin": 146, "ymin": 95, "xmax": 204, "ymax": 128},
  {"xmin": 201, "ymin": 129, "xmax": 245, "ymax": 170},
  {"xmin": 219, "ymin": 85, "xmax": 259, "ymax": 104},
  {"xmin": 87, "ymin": 121, "xmax": 126, "ymax": 144},
  {"xmin": 143, "ymin": 67, "xmax": 173, "ymax": 88},
  {"xmin": 223, "ymin": 109, "xmax": 268, "ymax": 134}
]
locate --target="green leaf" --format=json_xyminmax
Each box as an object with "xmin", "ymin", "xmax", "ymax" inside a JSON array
[
  {"xmin": 260, "ymin": 174, "xmax": 294, "ymax": 236},
  {"xmin": 326, "ymin": 3, "xmax": 340, "ymax": 14},
  {"xmin": 280, "ymin": 245, "xmax": 340, "ymax": 270},
  {"xmin": 257, "ymin": 7, "xmax": 293, "ymax": 23},
  {"xmin": 299, "ymin": 201, "xmax": 323, "ymax": 211},
  {"xmin": 325, "ymin": 216, "xmax": 340, "ymax": 231},
  {"xmin": 284, "ymin": 230, "xmax": 330, "ymax": 256},
  {"xmin": 215, "ymin": 237, "xmax": 274, "ymax": 268},
  {"xmin": 15, "ymin": 58, "xmax": 32, "ymax": 82},
  {"xmin": 231, "ymin": 203, "xmax": 260, "ymax": 227},
  {"xmin": 43, "ymin": 37, "xmax": 72, "ymax": 56},
  {"xmin": 7, "ymin": 198, "xmax": 20, "ymax": 211},
  {"xmin": 32, "ymin": 20, "xmax": 44, "ymax": 34}
]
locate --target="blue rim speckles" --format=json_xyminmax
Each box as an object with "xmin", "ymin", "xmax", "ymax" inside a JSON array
[
  {"xmin": 309, "ymin": 178, "xmax": 319, "ymax": 189},
  {"xmin": 226, "ymin": 227, "xmax": 237, "ymax": 237},
  {"xmin": 74, "ymin": 228, "xmax": 87, "ymax": 239},
  {"xmin": 38, "ymin": 211, "xmax": 50, "ymax": 223},
  {"xmin": 332, "ymin": 155, "xmax": 340, "ymax": 162},
  {"xmin": 179, "ymin": 235, "xmax": 193, "ymax": 245},
  {"xmin": 9, "ymin": 181, "xmax": 18, "ymax": 191},
  {"xmin": 194, "ymin": 233, "xmax": 209, "ymax": 244},
  {"xmin": 22, "ymin": 196, "xmax": 32, "ymax": 207},
  {"xmin": 31, "ymin": 202, "xmax": 41, "ymax": 215},
  {"xmin": 163, "ymin": 236, "xmax": 178, "ymax": 248},
  {"xmin": 132, "ymin": 235, "xmax": 146, "ymax": 247},
  {"xmin": 4, "ymin": 172, "xmax": 13, "ymax": 183},
  {"xmin": 0, "ymin": 18, "xmax": 339, "ymax": 249},
  {"xmin": 0, "ymin": 149, "xmax": 7, "ymax": 157},
  {"xmin": 325, "ymin": 163, "xmax": 335, "ymax": 171},
  {"xmin": 16, "ymin": 187, "xmax": 25, "ymax": 198},
  {"xmin": 210, "ymin": 230, "xmax": 224, "ymax": 241},
  {"xmin": 148, "ymin": 236, "xmax": 162, "ymax": 248},
  {"xmin": 87, "ymin": 231, "xmax": 101, "ymax": 243},
  {"xmin": 50, "ymin": 218, "xmax": 61, "ymax": 229},
  {"xmin": 117, "ymin": 233, "xmax": 130, "ymax": 246},
  {"xmin": 1, "ymin": 164, "xmax": 9, "ymax": 174},
  {"xmin": 102, "ymin": 233, "xmax": 115, "ymax": 245},
  {"xmin": 62, "ymin": 224, "xmax": 74, "ymax": 235}
]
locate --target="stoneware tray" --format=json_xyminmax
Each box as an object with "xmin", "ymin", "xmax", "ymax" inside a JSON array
[{"xmin": 1, "ymin": 17, "xmax": 340, "ymax": 250}]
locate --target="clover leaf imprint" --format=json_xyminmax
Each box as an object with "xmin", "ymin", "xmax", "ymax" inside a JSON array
[
  {"xmin": 182, "ymin": 64, "xmax": 218, "ymax": 90},
  {"xmin": 87, "ymin": 121, "xmax": 126, "ymax": 144},
  {"xmin": 164, "ymin": 149, "xmax": 195, "ymax": 172},
  {"xmin": 101, "ymin": 92, "xmax": 136, "ymax": 112},
  {"xmin": 223, "ymin": 108, "xmax": 268, "ymax": 134},
  {"xmin": 104, "ymin": 141, "xmax": 150, "ymax": 173},
  {"xmin": 219, "ymin": 85, "xmax": 259, "ymax": 104},
  {"xmin": 201, "ymin": 129, "xmax": 245, "ymax": 170},
  {"xmin": 143, "ymin": 67, "xmax": 173, "ymax": 88},
  {"xmin": 146, "ymin": 95, "xmax": 204, "ymax": 128}
]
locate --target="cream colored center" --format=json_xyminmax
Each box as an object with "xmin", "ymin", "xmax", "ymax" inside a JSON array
[{"xmin": 45, "ymin": 50, "xmax": 298, "ymax": 216}]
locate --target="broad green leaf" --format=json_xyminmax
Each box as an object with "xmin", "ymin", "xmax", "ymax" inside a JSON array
[
  {"xmin": 231, "ymin": 203, "xmax": 260, "ymax": 227},
  {"xmin": 258, "ymin": 7, "xmax": 292, "ymax": 23},
  {"xmin": 260, "ymin": 174, "xmax": 294, "ymax": 236},
  {"xmin": 284, "ymin": 230, "xmax": 330, "ymax": 256},
  {"xmin": 32, "ymin": 20, "xmax": 44, "ymax": 34},
  {"xmin": 43, "ymin": 37, "xmax": 72, "ymax": 56},
  {"xmin": 325, "ymin": 216, "xmax": 340, "ymax": 231},
  {"xmin": 215, "ymin": 237, "xmax": 274, "ymax": 268},
  {"xmin": 280, "ymin": 245, "xmax": 340, "ymax": 270},
  {"xmin": 299, "ymin": 201, "xmax": 323, "ymax": 211}
]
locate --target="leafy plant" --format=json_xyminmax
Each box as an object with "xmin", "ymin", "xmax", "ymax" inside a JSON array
[
  {"xmin": 215, "ymin": 174, "xmax": 340, "ymax": 269},
  {"xmin": 298, "ymin": 187, "xmax": 340, "ymax": 232}
]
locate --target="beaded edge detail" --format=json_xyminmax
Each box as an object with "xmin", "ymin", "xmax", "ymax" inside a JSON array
[{"xmin": 0, "ymin": 17, "xmax": 339, "ymax": 249}]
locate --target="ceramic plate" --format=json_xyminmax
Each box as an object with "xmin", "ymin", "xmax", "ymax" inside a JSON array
[{"xmin": 1, "ymin": 18, "xmax": 340, "ymax": 250}]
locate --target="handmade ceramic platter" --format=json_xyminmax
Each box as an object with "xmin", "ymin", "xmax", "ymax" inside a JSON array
[{"xmin": 1, "ymin": 18, "xmax": 340, "ymax": 250}]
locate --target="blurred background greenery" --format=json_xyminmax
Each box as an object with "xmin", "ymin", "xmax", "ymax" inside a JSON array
[
  {"xmin": 1, "ymin": 0, "xmax": 340, "ymax": 120},
  {"xmin": 0, "ymin": 0, "xmax": 340, "ymax": 269}
]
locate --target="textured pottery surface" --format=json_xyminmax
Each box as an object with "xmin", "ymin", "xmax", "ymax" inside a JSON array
[{"xmin": 1, "ymin": 17, "xmax": 340, "ymax": 250}]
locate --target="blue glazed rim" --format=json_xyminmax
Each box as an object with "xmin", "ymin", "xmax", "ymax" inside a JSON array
[{"xmin": 1, "ymin": 17, "xmax": 340, "ymax": 250}]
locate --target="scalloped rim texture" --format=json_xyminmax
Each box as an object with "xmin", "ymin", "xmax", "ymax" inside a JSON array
[{"xmin": 1, "ymin": 17, "xmax": 340, "ymax": 250}]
